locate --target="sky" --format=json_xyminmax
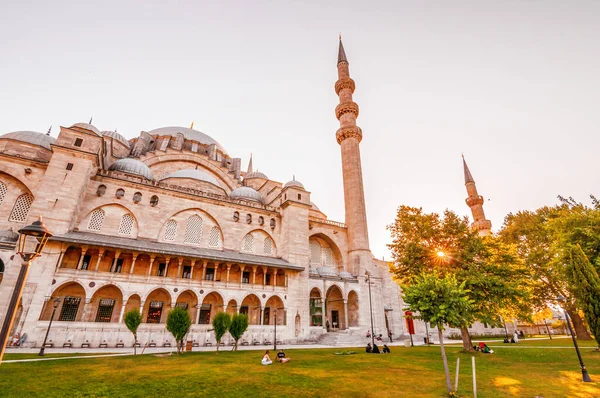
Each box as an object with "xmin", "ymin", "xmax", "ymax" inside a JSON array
[{"xmin": 1, "ymin": 1, "xmax": 599, "ymax": 259}]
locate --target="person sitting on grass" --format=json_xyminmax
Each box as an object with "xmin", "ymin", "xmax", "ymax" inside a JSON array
[
  {"xmin": 366, "ymin": 343, "xmax": 372, "ymax": 353},
  {"xmin": 372, "ymin": 343, "xmax": 380, "ymax": 354},
  {"xmin": 382, "ymin": 345, "xmax": 391, "ymax": 354},
  {"xmin": 261, "ymin": 350, "xmax": 273, "ymax": 365},
  {"xmin": 277, "ymin": 349, "xmax": 291, "ymax": 363},
  {"xmin": 478, "ymin": 342, "xmax": 494, "ymax": 354}
]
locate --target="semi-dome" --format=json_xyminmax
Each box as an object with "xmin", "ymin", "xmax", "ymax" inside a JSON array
[
  {"xmin": 109, "ymin": 158, "xmax": 153, "ymax": 180},
  {"xmin": 147, "ymin": 126, "xmax": 227, "ymax": 154},
  {"xmin": 0, "ymin": 131, "xmax": 56, "ymax": 151},
  {"xmin": 101, "ymin": 131, "xmax": 131, "ymax": 148},
  {"xmin": 161, "ymin": 169, "xmax": 219, "ymax": 186},
  {"xmin": 70, "ymin": 123, "xmax": 101, "ymax": 136},
  {"xmin": 245, "ymin": 171, "xmax": 268, "ymax": 180},
  {"xmin": 339, "ymin": 271, "xmax": 354, "ymax": 279},
  {"xmin": 310, "ymin": 202, "xmax": 320, "ymax": 211},
  {"xmin": 284, "ymin": 178, "xmax": 304, "ymax": 189},
  {"xmin": 230, "ymin": 186, "xmax": 263, "ymax": 203}
]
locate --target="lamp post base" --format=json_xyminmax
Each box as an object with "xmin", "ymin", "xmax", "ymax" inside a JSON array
[
  {"xmin": 39, "ymin": 347, "xmax": 45, "ymax": 356},
  {"xmin": 582, "ymin": 368, "xmax": 592, "ymax": 383}
]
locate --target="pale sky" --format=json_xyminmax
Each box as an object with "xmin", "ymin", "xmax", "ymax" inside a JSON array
[{"xmin": 1, "ymin": 1, "xmax": 599, "ymax": 259}]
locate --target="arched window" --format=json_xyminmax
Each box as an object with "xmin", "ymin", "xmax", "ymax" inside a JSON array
[
  {"xmin": 9, "ymin": 193, "xmax": 33, "ymax": 222},
  {"xmin": 118, "ymin": 213, "xmax": 135, "ymax": 235},
  {"xmin": 163, "ymin": 219, "xmax": 178, "ymax": 241},
  {"xmin": 115, "ymin": 188, "xmax": 125, "ymax": 199},
  {"xmin": 263, "ymin": 237, "xmax": 273, "ymax": 255},
  {"xmin": 96, "ymin": 184, "xmax": 107, "ymax": 197},
  {"xmin": 310, "ymin": 240, "xmax": 321, "ymax": 264},
  {"xmin": 88, "ymin": 209, "xmax": 106, "ymax": 231},
  {"xmin": 150, "ymin": 195, "xmax": 159, "ymax": 207},
  {"xmin": 0, "ymin": 181, "xmax": 7, "ymax": 206},
  {"xmin": 133, "ymin": 192, "xmax": 142, "ymax": 203},
  {"xmin": 208, "ymin": 227, "xmax": 220, "ymax": 247},
  {"xmin": 242, "ymin": 233, "xmax": 254, "ymax": 252},
  {"xmin": 183, "ymin": 215, "xmax": 203, "ymax": 244},
  {"xmin": 322, "ymin": 247, "xmax": 333, "ymax": 266}
]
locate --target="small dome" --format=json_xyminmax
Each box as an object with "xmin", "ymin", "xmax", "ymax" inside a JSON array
[
  {"xmin": 310, "ymin": 202, "xmax": 320, "ymax": 211},
  {"xmin": 339, "ymin": 271, "xmax": 354, "ymax": 279},
  {"xmin": 245, "ymin": 171, "xmax": 268, "ymax": 180},
  {"xmin": 147, "ymin": 126, "xmax": 227, "ymax": 154},
  {"xmin": 317, "ymin": 266, "xmax": 338, "ymax": 277},
  {"xmin": 0, "ymin": 131, "xmax": 56, "ymax": 151},
  {"xmin": 284, "ymin": 178, "xmax": 304, "ymax": 189},
  {"xmin": 109, "ymin": 158, "xmax": 153, "ymax": 180},
  {"xmin": 162, "ymin": 169, "xmax": 219, "ymax": 186},
  {"xmin": 0, "ymin": 228, "xmax": 18, "ymax": 243},
  {"xmin": 101, "ymin": 131, "xmax": 131, "ymax": 148},
  {"xmin": 230, "ymin": 186, "xmax": 264, "ymax": 203},
  {"xmin": 70, "ymin": 123, "xmax": 101, "ymax": 136}
]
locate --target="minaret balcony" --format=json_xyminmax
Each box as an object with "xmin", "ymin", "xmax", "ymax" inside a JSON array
[
  {"xmin": 466, "ymin": 195, "xmax": 484, "ymax": 207},
  {"xmin": 335, "ymin": 101, "xmax": 359, "ymax": 120}
]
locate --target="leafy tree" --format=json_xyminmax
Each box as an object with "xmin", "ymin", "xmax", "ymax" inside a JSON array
[
  {"xmin": 124, "ymin": 310, "xmax": 142, "ymax": 355},
  {"xmin": 403, "ymin": 272, "xmax": 473, "ymax": 394},
  {"xmin": 500, "ymin": 197, "xmax": 600, "ymax": 339},
  {"xmin": 212, "ymin": 312, "xmax": 231, "ymax": 353},
  {"xmin": 166, "ymin": 307, "xmax": 192, "ymax": 354},
  {"xmin": 388, "ymin": 206, "xmax": 532, "ymax": 351},
  {"xmin": 229, "ymin": 313, "xmax": 249, "ymax": 351},
  {"xmin": 568, "ymin": 244, "xmax": 600, "ymax": 346}
]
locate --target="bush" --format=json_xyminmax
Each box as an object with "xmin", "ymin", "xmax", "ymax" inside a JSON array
[
  {"xmin": 166, "ymin": 307, "xmax": 192, "ymax": 354},
  {"xmin": 124, "ymin": 310, "xmax": 142, "ymax": 355},
  {"xmin": 229, "ymin": 313, "xmax": 249, "ymax": 351},
  {"xmin": 212, "ymin": 312, "xmax": 231, "ymax": 353}
]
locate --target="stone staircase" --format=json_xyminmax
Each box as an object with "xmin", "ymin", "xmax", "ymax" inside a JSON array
[{"xmin": 315, "ymin": 330, "xmax": 368, "ymax": 347}]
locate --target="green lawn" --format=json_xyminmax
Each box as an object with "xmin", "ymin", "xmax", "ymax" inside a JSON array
[
  {"xmin": 2, "ymin": 340, "xmax": 600, "ymax": 397},
  {"xmin": 3, "ymin": 352, "xmax": 122, "ymax": 360}
]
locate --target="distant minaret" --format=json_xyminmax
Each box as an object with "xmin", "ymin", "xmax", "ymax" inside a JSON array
[
  {"xmin": 463, "ymin": 155, "xmax": 492, "ymax": 236},
  {"xmin": 247, "ymin": 153, "xmax": 253, "ymax": 173},
  {"xmin": 335, "ymin": 38, "xmax": 371, "ymax": 273}
]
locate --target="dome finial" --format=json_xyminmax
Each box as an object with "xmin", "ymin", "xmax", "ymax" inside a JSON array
[
  {"xmin": 89, "ymin": 117, "xmax": 93, "ymax": 124},
  {"xmin": 190, "ymin": 122, "xmax": 194, "ymax": 129},
  {"xmin": 338, "ymin": 36, "xmax": 348, "ymax": 64},
  {"xmin": 47, "ymin": 126, "xmax": 52, "ymax": 136},
  {"xmin": 293, "ymin": 174, "xmax": 296, "ymax": 181}
]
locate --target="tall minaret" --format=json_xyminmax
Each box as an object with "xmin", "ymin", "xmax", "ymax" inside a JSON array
[
  {"xmin": 335, "ymin": 38, "xmax": 371, "ymax": 274},
  {"xmin": 463, "ymin": 155, "xmax": 492, "ymax": 236}
]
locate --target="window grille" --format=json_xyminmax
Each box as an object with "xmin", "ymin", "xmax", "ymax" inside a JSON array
[
  {"xmin": 59, "ymin": 297, "xmax": 81, "ymax": 321},
  {"xmin": 208, "ymin": 227, "xmax": 220, "ymax": 247},
  {"xmin": 74, "ymin": 138, "xmax": 83, "ymax": 147},
  {"xmin": 183, "ymin": 215, "xmax": 203, "ymax": 244},
  {"xmin": 0, "ymin": 182, "xmax": 6, "ymax": 206},
  {"xmin": 95, "ymin": 298, "xmax": 115, "ymax": 322},
  {"xmin": 147, "ymin": 301, "xmax": 163, "ymax": 323},
  {"xmin": 9, "ymin": 193, "xmax": 33, "ymax": 222},
  {"xmin": 66, "ymin": 163, "xmax": 74, "ymax": 170},
  {"xmin": 323, "ymin": 247, "xmax": 333, "ymax": 266},
  {"xmin": 310, "ymin": 241, "xmax": 321, "ymax": 264},
  {"xmin": 119, "ymin": 213, "xmax": 135, "ymax": 235},
  {"xmin": 242, "ymin": 234, "xmax": 254, "ymax": 252},
  {"xmin": 163, "ymin": 220, "xmax": 178, "ymax": 241},
  {"xmin": 263, "ymin": 237, "xmax": 273, "ymax": 255},
  {"xmin": 88, "ymin": 209, "xmax": 106, "ymax": 231},
  {"xmin": 199, "ymin": 304, "xmax": 212, "ymax": 324}
]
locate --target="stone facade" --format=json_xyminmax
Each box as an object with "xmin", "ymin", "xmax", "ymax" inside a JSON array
[{"xmin": 0, "ymin": 43, "xmax": 413, "ymax": 349}]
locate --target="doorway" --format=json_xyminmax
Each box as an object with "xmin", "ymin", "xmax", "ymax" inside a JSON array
[{"xmin": 331, "ymin": 310, "xmax": 339, "ymax": 330}]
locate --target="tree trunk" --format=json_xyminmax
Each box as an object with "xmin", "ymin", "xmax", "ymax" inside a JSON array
[
  {"xmin": 216, "ymin": 339, "xmax": 220, "ymax": 353},
  {"xmin": 234, "ymin": 339, "xmax": 238, "ymax": 351},
  {"xmin": 133, "ymin": 334, "xmax": 137, "ymax": 356},
  {"xmin": 460, "ymin": 326, "xmax": 474, "ymax": 352},
  {"xmin": 568, "ymin": 309, "xmax": 592, "ymax": 340},
  {"xmin": 438, "ymin": 327, "xmax": 453, "ymax": 394}
]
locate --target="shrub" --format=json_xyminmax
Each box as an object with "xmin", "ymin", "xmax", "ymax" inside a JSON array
[{"xmin": 166, "ymin": 307, "xmax": 192, "ymax": 354}]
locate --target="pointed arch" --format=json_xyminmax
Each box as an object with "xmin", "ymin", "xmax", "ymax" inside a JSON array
[
  {"xmin": 199, "ymin": 291, "xmax": 225, "ymax": 324},
  {"xmin": 264, "ymin": 295, "xmax": 285, "ymax": 326},
  {"xmin": 118, "ymin": 213, "xmax": 135, "ymax": 236},
  {"xmin": 89, "ymin": 284, "xmax": 124, "ymax": 323},
  {"xmin": 87, "ymin": 209, "xmax": 106, "ymax": 231},
  {"xmin": 241, "ymin": 229, "xmax": 277, "ymax": 256},
  {"xmin": 143, "ymin": 288, "xmax": 172, "ymax": 324},
  {"xmin": 309, "ymin": 233, "xmax": 343, "ymax": 269},
  {"xmin": 240, "ymin": 293, "xmax": 262, "ymax": 325},
  {"xmin": 79, "ymin": 203, "xmax": 139, "ymax": 238},
  {"xmin": 9, "ymin": 193, "xmax": 33, "ymax": 222},
  {"xmin": 42, "ymin": 281, "xmax": 87, "ymax": 322},
  {"xmin": 208, "ymin": 226, "xmax": 222, "ymax": 248}
]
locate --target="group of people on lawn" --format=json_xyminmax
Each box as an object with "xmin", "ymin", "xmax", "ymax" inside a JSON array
[{"xmin": 261, "ymin": 350, "xmax": 290, "ymax": 365}]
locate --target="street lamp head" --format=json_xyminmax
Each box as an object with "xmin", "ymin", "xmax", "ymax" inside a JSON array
[
  {"xmin": 17, "ymin": 216, "xmax": 53, "ymax": 260},
  {"xmin": 436, "ymin": 251, "xmax": 446, "ymax": 258},
  {"xmin": 556, "ymin": 295, "xmax": 566, "ymax": 303},
  {"xmin": 52, "ymin": 297, "xmax": 61, "ymax": 309}
]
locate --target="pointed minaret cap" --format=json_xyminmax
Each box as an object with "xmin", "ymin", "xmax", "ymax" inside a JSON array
[
  {"xmin": 247, "ymin": 153, "xmax": 253, "ymax": 173},
  {"xmin": 338, "ymin": 35, "xmax": 348, "ymax": 64},
  {"xmin": 462, "ymin": 154, "xmax": 475, "ymax": 184}
]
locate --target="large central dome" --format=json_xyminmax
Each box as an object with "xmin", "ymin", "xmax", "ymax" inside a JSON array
[{"xmin": 147, "ymin": 126, "xmax": 227, "ymax": 154}]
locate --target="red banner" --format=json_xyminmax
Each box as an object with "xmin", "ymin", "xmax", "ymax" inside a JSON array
[{"xmin": 405, "ymin": 311, "xmax": 415, "ymax": 335}]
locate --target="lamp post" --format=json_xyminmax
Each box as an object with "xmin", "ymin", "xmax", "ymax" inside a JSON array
[
  {"xmin": 557, "ymin": 295, "xmax": 592, "ymax": 382},
  {"xmin": 500, "ymin": 316, "xmax": 509, "ymax": 342},
  {"xmin": 0, "ymin": 216, "xmax": 53, "ymax": 365},
  {"xmin": 365, "ymin": 271, "xmax": 375, "ymax": 348},
  {"xmin": 39, "ymin": 297, "xmax": 61, "ymax": 356}
]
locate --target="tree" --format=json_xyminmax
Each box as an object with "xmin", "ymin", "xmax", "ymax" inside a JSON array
[
  {"xmin": 499, "ymin": 197, "xmax": 600, "ymax": 339},
  {"xmin": 166, "ymin": 307, "xmax": 192, "ymax": 354},
  {"xmin": 229, "ymin": 313, "xmax": 249, "ymax": 351},
  {"xmin": 388, "ymin": 206, "xmax": 532, "ymax": 351},
  {"xmin": 568, "ymin": 244, "xmax": 600, "ymax": 346},
  {"xmin": 124, "ymin": 310, "xmax": 142, "ymax": 355},
  {"xmin": 212, "ymin": 312, "xmax": 231, "ymax": 353},
  {"xmin": 403, "ymin": 272, "xmax": 473, "ymax": 395}
]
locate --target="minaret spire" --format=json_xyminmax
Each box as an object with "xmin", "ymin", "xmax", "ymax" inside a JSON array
[
  {"xmin": 334, "ymin": 37, "xmax": 371, "ymax": 274},
  {"xmin": 247, "ymin": 153, "xmax": 253, "ymax": 173},
  {"xmin": 462, "ymin": 155, "xmax": 491, "ymax": 236}
]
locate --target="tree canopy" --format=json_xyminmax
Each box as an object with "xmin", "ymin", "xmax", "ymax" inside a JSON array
[
  {"xmin": 229, "ymin": 313, "xmax": 249, "ymax": 351},
  {"xmin": 212, "ymin": 312, "xmax": 231, "ymax": 353},
  {"xmin": 166, "ymin": 307, "xmax": 192, "ymax": 354},
  {"xmin": 124, "ymin": 310, "xmax": 142, "ymax": 355},
  {"xmin": 568, "ymin": 244, "xmax": 600, "ymax": 346}
]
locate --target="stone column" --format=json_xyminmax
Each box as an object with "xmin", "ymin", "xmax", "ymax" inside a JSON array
[
  {"xmin": 94, "ymin": 250, "xmax": 105, "ymax": 271},
  {"xmin": 55, "ymin": 247, "xmax": 67, "ymax": 271},
  {"xmin": 239, "ymin": 265, "xmax": 246, "ymax": 287},
  {"xmin": 76, "ymin": 247, "xmax": 88, "ymax": 270},
  {"xmin": 176, "ymin": 258, "xmax": 182, "ymax": 278},
  {"xmin": 139, "ymin": 300, "xmax": 145, "ymax": 316},
  {"xmin": 225, "ymin": 263, "xmax": 231, "ymax": 287},
  {"xmin": 201, "ymin": 260, "xmax": 207, "ymax": 283},
  {"xmin": 129, "ymin": 253, "xmax": 139, "ymax": 275},
  {"xmin": 147, "ymin": 256, "xmax": 156, "ymax": 276},
  {"xmin": 195, "ymin": 305, "xmax": 201, "ymax": 324},
  {"xmin": 273, "ymin": 271, "xmax": 277, "ymax": 291},
  {"xmin": 164, "ymin": 257, "xmax": 170, "ymax": 277},
  {"xmin": 259, "ymin": 306, "xmax": 264, "ymax": 325},
  {"xmin": 80, "ymin": 298, "xmax": 92, "ymax": 322},
  {"xmin": 252, "ymin": 266, "xmax": 257, "ymax": 287},
  {"xmin": 189, "ymin": 261, "xmax": 195, "ymax": 280},
  {"xmin": 344, "ymin": 299, "xmax": 349, "ymax": 330},
  {"xmin": 110, "ymin": 251, "xmax": 121, "ymax": 273},
  {"xmin": 118, "ymin": 303, "xmax": 127, "ymax": 323},
  {"xmin": 263, "ymin": 267, "xmax": 267, "ymax": 287}
]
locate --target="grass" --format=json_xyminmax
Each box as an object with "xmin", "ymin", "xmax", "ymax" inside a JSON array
[
  {"xmin": 2, "ymin": 339, "xmax": 600, "ymax": 397},
  {"xmin": 3, "ymin": 352, "xmax": 121, "ymax": 360}
]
